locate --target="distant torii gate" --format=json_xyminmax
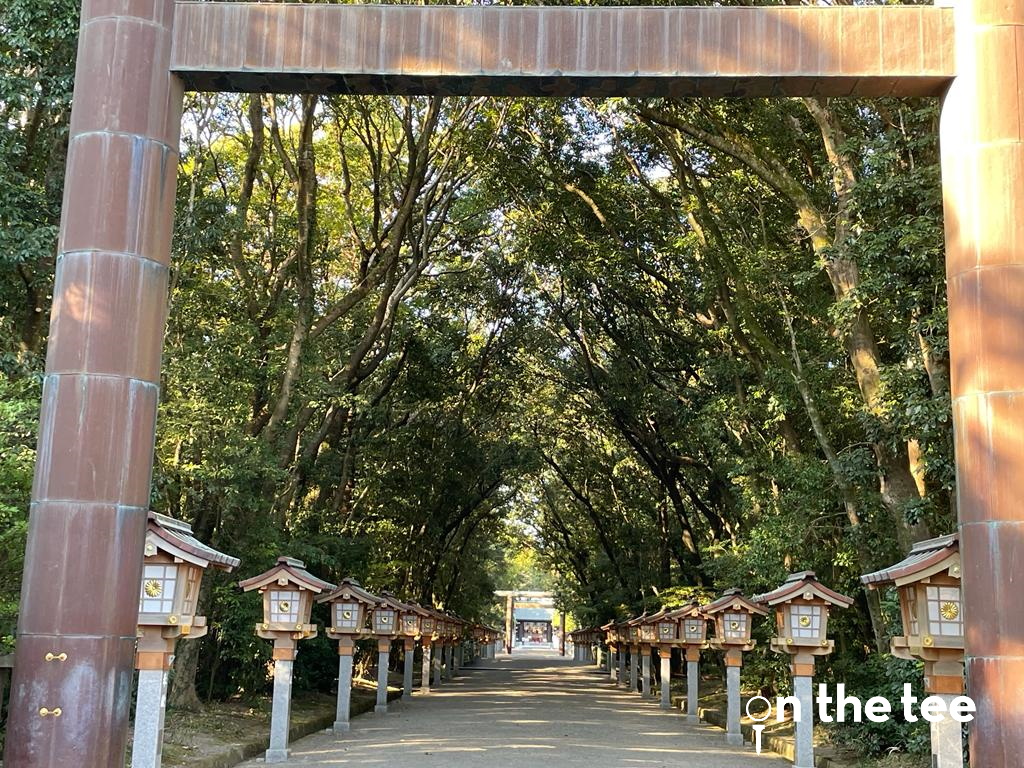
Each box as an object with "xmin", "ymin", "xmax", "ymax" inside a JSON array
[{"xmin": 5, "ymin": 2, "xmax": 1018, "ymax": 766}]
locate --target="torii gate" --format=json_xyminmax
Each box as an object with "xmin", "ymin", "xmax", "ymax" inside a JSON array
[{"xmin": 3, "ymin": 1, "xmax": 1017, "ymax": 765}]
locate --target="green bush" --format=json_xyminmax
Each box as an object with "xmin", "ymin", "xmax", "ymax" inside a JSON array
[{"xmin": 824, "ymin": 654, "xmax": 930, "ymax": 758}]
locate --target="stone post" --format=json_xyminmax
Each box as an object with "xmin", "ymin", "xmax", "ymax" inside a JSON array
[
  {"xmin": 433, "ymin": 643, "xmax": 444, "ymax": 687},
  {"xmin": 725, "ymin": 648, "xmax": 743, "ymax": 747},
  {"xmin": 421, "ymin": 640, "xmax": 432, "ymax": 694},
  {"xmin": 131, "ymin": 667, "xmax": 169, "ymax": 768},
  {"xmin": 791, "ymin": 658, "xmax": 815, "ymax": 768},
  {"xmin": 930, "ymin": 695, "xmax": 965, "ymax": 768},
  {"xmin": 375, "ymin": 639, "xmax": 391, "ymax": 713},
  {"xmin": 617, "ymin": 647, "xmax": 627, "ymax": 687},
  {"xmin": 334, "ymin": 638, "xmax": 355, "ymax": 731},
  {"xmin": 630, "ymin": 646, "xmax": 639, "ymax": 692},
  {"xmin": 266, "ymin": 652, "xmax": 295, "ymax": 763},
  {"xmin": 403, "ymin": 638, "xmax": 416, "ymax": 699},
  {"xmin": 2, "ymin": 0, "xmax": 182, "ymax": 763},
  {"xmin": 641, "ymin": 647, "xmax": 652, "ymax": 697},
  {"xmin": 452, "ymin": 643, "xmax": 460, "ymax": 676},
  {"xmin": 685, "ymin": 647, "xmax": 700, "ymax": 724},
  {"xmin": 659, "ymin": 648, "xmax": 672, "ymax": 710},
  {"xmin": 609, "ymin": 648, "xmax": 618, "ymax": 682},
  {"xmin": 940, "ymin": 0, "xmax": 1024, "ymax": 764},
  {"xmin": 926, "ymin": 661, "xmax": 966, "ymax": 768}
]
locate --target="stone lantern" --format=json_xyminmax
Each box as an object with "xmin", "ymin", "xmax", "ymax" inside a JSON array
[
  {"xmin": 755, "ymin": 572, "xmax": 853, "ymax": 768},
  {"xmin": 317, "ymin": 577, "xmax": 379, "ymax": 732},
  {"xmin": 133, "ymin": 512, "xmax": 239, "ymax": 768},
  {"xmin": 637, "ymin": 611, "xmax": 667, "ymax": 699},
  {"xmin": 601, "ymin": 620, "xmax": 620, "ymax": 684},
  {"xmin": 609, "ymin": 621, "xmax": 629, "ymax": 688},
  {"xmin": 368, "ymin": 592, "xmax": 408, "ymax": 714},
  {"xmin": 625, "ymin": 614, "xmax": 647, "ymax": 693},
  {"xmin": 705, "ymin": 589, "xmax": 768, "ymax": 746},
  {"xmin": 645, "ymin": 609, "xmax": 677, "ymax": 707},
  {"xmin": 419, "ymin": 607, "xmax": 439, "ymax": 692},
  {"xmin": 862, "ymin": 534, "xmax": 964, "ymax": 768},
  {"xmin": 399, "ymin": 601, "xmax": 431, "ymax": 697},
  {"xmin": 239, "ymin": 557, "xmax": 334, "ymax": 763},
  {"xmin": 667, "ymin": 603, "xmax": 709, "ymax": 723}
]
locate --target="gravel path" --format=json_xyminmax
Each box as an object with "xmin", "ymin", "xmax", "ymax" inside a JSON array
[{"xmin": 239, "ymin": 647, "xmax": 786, "ymax": 766}]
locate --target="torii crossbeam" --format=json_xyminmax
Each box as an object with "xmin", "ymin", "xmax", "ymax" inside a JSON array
[{"xmin": 5, "ymin": 2, "xmax": 1019, "ymax": 767}]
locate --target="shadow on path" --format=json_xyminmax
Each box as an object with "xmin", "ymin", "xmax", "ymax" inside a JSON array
[{"xmin": 237, "ymin": 648, "xmax": 785, "ymax": 766}]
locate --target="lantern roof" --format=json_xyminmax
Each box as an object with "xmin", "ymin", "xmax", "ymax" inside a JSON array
[
  {"xmin": 860, "ymin": 533, "xmax": 960, "ymax": 589},
  {"xmin": 239, "ymin": 556, "xmax": 336, "ymax": 594},
  {"xmin": 146, "ymin": 511, "xmax": 240, "ymax": 571},
  {"xmin": 753, "ymin": 571, "xmax": 854, "ymax": 608},
  {"xmin": 703, "ymin": 588, "xmax": 769, "ymax": 616},
  {"xmin": 316, "ymin": 576, "xmax": 380, "ymax": 605},
  {"xmin": 402, "ymin": 600, "xmax": 434, "ymax": 617},
  {"xmin": 665, "ymin": 602, "xmax": 704, "ymax": 620},
  {"xmin": 626, "ymin": 612, "xmax": 648, "ymax": 626},
  {"xmin": 645, "ymin": 608, "xmax": 673, "ymax": 624},
  {"xmin": 377, "ymin": 590, "xmax": 413, "ymax": 612}
]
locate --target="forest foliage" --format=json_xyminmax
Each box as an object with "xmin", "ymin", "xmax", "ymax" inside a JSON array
[{"xmin": 1, "ymin": 0, "xmax": 953, "ymax": 757}]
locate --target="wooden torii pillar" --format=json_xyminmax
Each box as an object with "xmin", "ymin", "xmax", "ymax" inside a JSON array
[{"xmin": 4, "ymin": 4, "xmax": 1020, "ymax": 767}]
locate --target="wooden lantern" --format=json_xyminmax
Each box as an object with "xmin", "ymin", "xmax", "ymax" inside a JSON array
[
  {"xmin": 401, "ymin": 601, "xmax": 432, "ymax": 638},
  {"xmin": 370, "ymin": 592, "xmax": 407, "ymax": 637},
  {"xmin": 674, "ymin": 604, "xmax": 709, "ymax": 646},
  {"xmin": 755, "ymin": 571, "xmax": 853, "ymax": 656},
  {"xmin": 139, "ymin": 512, "xmax": 240, "ymax": 641},
  {"xmin": 239, "ymin": 556, "xmax": 335, "ymax": 641},
  {"xmin": 861, "ymin": 534, "xmax": 963, "ymax": 669},
  {"xmin": 133, "ymin": 514, "xmax": 240, "ymax": 768},
  {"xmin": 317, "ymin": 577, "xmax": 379, "ymax": 639},
  {"xmin": 644, "ymin": 609, "xmax": 677, "ymax": 644},
  {"xmin": 626, "ymin": 613, "xmax": 645, "ymax": 645},
  {"xmin": 704, "ymin": 589, "xmax": 768, "ymax": 652}
]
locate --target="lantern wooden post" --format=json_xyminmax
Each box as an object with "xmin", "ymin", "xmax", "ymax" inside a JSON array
[
  {"xmin": 862, "ymin": 535, "xmax": 965, "ymax": 768},
  {"xmin": 317, "ymin": 578, "xmax": 378, "ymax": 731},
  {"xmin": 756, "ymin": 572, "xmax": 853, "ymax": 768},
  {"xmin": 132, "ymin": 513, "xmax": 239, "ymax": 768},
  {"xmin": 239, "ymin": 558, "xmax": 334, "ymax": 763},
  {"xmin": 705, "ymin": 589, "xmax": 769, "ymax": 746}
]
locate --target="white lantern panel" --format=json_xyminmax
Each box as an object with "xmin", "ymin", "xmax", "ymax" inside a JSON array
[
  {"xmin": 374, "ymin": 609, "xmax": 396, "ymax": 632},
  {"xmin": 270, "ymin": 589, "xmax": 300, "ymax": 624},
  {"xmin": 926, "ymin": 585, "xmax": 963, "ymax": 637},
  {"xmin": 403, "ymin": 615, "xmax": 419, "ymax": 634},
  {"xmin": 723, "ymin": 612, "xmax": 748, "ymax": 641},
  {"xmin": 790, "ymin": 604, "xmax": 822, "ymax": 639},
  {"xmin": 140, "ymin": 564, "xmax": 178, "ymax": 614},
  {"xmin": 658, "ymin": 622, "xmax": 676, "ymax": 640},
  {"xmin": 684, "ymin": 620, "xmax": 704, "ymax": 640},
  {"xmin": 335, "ymin": 602, "xmax": 361, "ymax": 631}
]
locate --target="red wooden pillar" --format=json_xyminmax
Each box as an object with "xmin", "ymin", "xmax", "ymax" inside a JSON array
[
  {"xmin": 3, "ymin": 0, "xmax": 182, "ymax": 764},
  {"xmin": 942, "ymin": 0, "xmax": 1024, "ymax": 764}
]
